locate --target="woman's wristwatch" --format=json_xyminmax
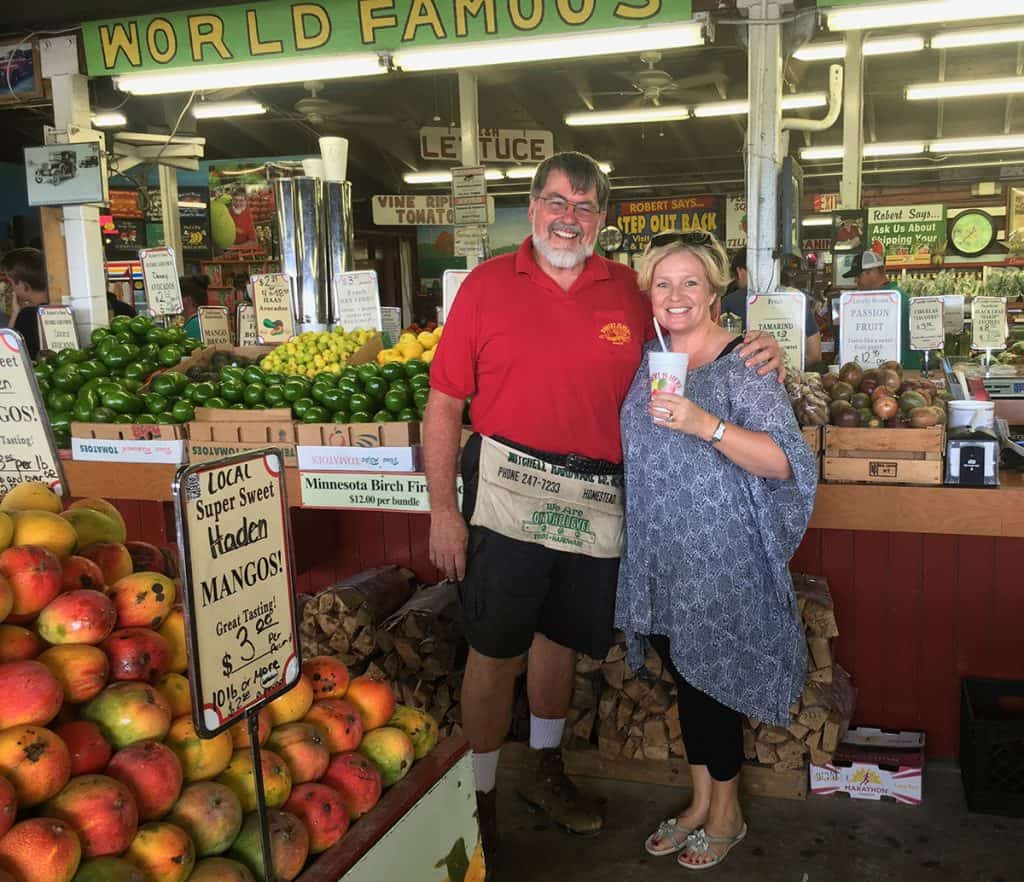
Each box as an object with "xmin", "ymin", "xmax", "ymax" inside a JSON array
[{"xmin": 709, "ymin": 419, "xmax": 727, "ymax": 445}]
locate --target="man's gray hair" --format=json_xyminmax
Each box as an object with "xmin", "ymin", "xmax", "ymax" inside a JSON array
[{"xmin": 530, "ymin": 152, "xmax": 610, "ymax": 210}]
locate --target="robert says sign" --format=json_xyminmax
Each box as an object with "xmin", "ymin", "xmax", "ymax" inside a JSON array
[
  {"xmin": 420, "ymin": 127, "xmax": 553, "ymax": 163},
  {"xmin": 608, "ymin": 195, "xmax": 723, "ymax": 253},
  {"xmin": 372, "ymin": 194, "xmax": 495, "ymax": 226}
]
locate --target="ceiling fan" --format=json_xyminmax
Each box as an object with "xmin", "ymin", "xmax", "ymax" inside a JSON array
[
  {"xmin": 593, "ymin": 51, "xmax": 729, "ymax": 106},
  {"xmin": 289, "ymin": 81, "xmax": 396, "ymax": 128}
]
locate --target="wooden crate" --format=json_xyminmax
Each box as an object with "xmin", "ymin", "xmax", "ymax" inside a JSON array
[
  {"xmin": 801, "ymin": 426, "xmax": 822, "ymax": 456},
  {"xmin": 822, "ymin": 426, "xmax": 944, "ymax": 485}
]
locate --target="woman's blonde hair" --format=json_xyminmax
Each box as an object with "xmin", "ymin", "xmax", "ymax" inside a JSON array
[{"xmin": 636, "ymin": 233, "xmax": 731, "ymax": 302}]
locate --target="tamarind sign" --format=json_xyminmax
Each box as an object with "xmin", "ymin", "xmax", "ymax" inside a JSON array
[{"xmin": 173, "ymin": 450, "xmax": 301, "ymax": 736}]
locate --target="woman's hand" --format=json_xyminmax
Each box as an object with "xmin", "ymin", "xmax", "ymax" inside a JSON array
[
  {"xmin": 649, "ymin": 393, "xmax": 718, "ymax": 439},
  {"xmin": 738, "ymin": 330, "xmax": 786, "ymax": 382}
]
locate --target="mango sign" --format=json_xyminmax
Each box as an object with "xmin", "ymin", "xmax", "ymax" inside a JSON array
[
  {"xmin": 607, "ymin": 195, "xmax": 723, "ymax": 253},
  {"xmin": 83, "ymin": 0, "xmax": 694, "ymax": 76},
  {"xmin": 173, "ymin": 451, "xmax": 301, "ymax": 736}
]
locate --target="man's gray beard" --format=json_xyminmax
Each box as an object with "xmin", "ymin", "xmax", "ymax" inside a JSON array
[{"xmin": 532, "ymin": 232, "xmax": 593, "ymax": 270}]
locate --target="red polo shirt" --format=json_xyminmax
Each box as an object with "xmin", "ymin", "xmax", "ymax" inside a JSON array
[{"xmin": 430, "ymin": 237, "xmax": 648, "ymax": 463}]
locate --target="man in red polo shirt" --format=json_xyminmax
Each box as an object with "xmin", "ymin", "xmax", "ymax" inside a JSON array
[{"xmin": 424, "ymin": 152, "xmax": 782, "ymax": 868}]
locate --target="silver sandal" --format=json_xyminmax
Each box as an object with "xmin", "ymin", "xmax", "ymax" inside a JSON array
[
  {"xmin": 644, "ymin": 817, "xmax": 696, "ymax": 856},
  {"xmin": 677, "ymin": 823, "xmax": 748, "ymax": 870}
]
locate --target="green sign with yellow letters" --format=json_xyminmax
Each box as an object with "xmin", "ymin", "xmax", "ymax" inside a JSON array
[{"xmin": 83, "ymin": 0, "xmax": 694, "ymax": 77}]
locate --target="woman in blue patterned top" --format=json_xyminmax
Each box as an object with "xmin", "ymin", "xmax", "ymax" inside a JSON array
[{"xmin": 615, "ymin": 232, "xmax": 817, "ymax": 870}]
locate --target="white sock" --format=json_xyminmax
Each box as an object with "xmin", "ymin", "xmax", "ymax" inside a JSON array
[
  {"xmin": 529, "ymin": 714, "xmax": 566, "ymax": 750},
  {"xmin": 472, "ymin": 749, "xmax": 501, "ymax": 793}
]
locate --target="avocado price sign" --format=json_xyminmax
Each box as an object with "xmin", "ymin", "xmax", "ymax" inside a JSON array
[
  {"xmin": 140, "ymin": 247, "xmax": 184, "ymax": 316},
  {"xmin": 0, "ymin": 329, "xmax": 66, "ymax": 496},
  {"xmin": 839, "ymin": 290, "xmax": 902, "ymax": 368},
  {"xmin": 251, "ymin": 273, "xmax": 295, "ymax": 343},
  {"xmin": 173, "ymin": 450, "xmax": 301, "ymax": 736},
  {"xmin": 746, "ymin": 291, "xmax": 807, "ymax": 371},
  {"xmin": 37, "ymin": 306, "xmax": 80, "ymax": 353}
]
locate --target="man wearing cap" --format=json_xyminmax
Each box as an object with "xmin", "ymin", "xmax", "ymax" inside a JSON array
[{"xmin": 844, "ymin": 250, "xmax": 915, "ymax": 368}]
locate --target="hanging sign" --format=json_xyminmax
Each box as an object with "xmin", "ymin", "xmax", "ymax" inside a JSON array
[
  {"xmin": 442, "ymin": 269, "xmax": 470, "ymax": 322},
  {"xmin": 140, "ymin": 247, "xmax": 184, "ymax": 316},
  {"xmin": 866, "ymin": 204, "xmax": 945, "ymax": 268},
  {"xmin": 746, "ymin": 291, "xmax": 807, "ymax": 371},
  {"xmin": 236, "ymin": 302, "xmax": 258, "ymax": 346},
  {"xmin": 909, "ymin": 297, "xmax": 945, "ymax": 351},
  {"xmin": 454, "ymin": 225, "xmax": 485, "ymax": 257},
  {"xmin": 251, "ymin": 274, "xmax": 295, "ymax": 344},
  {"xmin": 451, "ymin": 166, "xmax": 488, "ymax": 226},
  {"xmin": 0, "ymin": 329, "xmax": 66, "ymax": 496},
  {"xmin": 420, "ymin": 126, "xmax": 553, "ymax": 163},
  {"xmin": 198, "ymin": 305, "xmax": 232, "ymax": 346},
  {"xmin": 839, "ymin": 290, "xmax": 902, "ymax": 368},
  {"xmin": 942, "ymin": 295, "xmax": 965, "ymax": 335},
  {"xmin": 334, "ymin": 271, "xmax": 383, "ymax": 332},
  {"xmin": 371, "ymin": 194, "xmax": 495, "ymax": 226},
  {"xmin": 381, "ymin": 307, "xmax": 403, "ymax": 346},
  {"xmin": 173, "ymin": 450, "xmax": 301, "ymax": 736},
  {"xmin": 971, "ymin": 296, "xmax": 1008, "ymax": 351},
  {"xmin": 725, "ymin": 196, "xmax": 746, "ymax": 250},
  {"xmin": 36, "ymin": 306, "xmax": 80, "ymax": 353},
  {"xmin": 608, "ymin": 196, "xmax": 722, "ymax": 253}
]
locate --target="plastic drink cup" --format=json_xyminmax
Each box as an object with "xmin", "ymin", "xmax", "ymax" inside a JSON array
[{"xmin": 649, "ymin": 351, "xmax": 689, "ymax": 398}]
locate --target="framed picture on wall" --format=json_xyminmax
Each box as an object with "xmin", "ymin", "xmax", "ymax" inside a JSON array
[
  {"xmin": 1007, "ymin": 187, "xmax": 1024, "ymax": 244},
  {"xmin": 0, "ymin": 41, "xmax": 43, "ymax": 105},
  {"xmin": 833, "ymin": 251, "xmax": 858, "ymax": 289}
]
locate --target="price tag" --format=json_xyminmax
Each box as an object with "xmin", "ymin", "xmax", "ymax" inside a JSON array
[
  {"xmin": 301, "ymin": 472, "xmax": 463, "ymax": 511},
  {"xmin": 173, "ymin": 451, "xmax": 301, "ymax": 736},
  {"xmin": 381, "ymin": 307, "xmax": 403, "ymax": 346},
  {"xmin": 251, "ymin": 274, "xmax": 295, "ymax": 344},
  {"xmin": 971, "ymin": 296, "xmax": 1008, "ymax": 351},
  {"xmin": 442, "ymin": 269, "xmax": 470, "ymax": 322},
  {"xmin": 140, "ymin": 247, "xmax": 184, "ymax": 316},
  {"xmin": 333, "ymin": 271, "xmax": 383, "ymax": 332},
  {"xmin": 0, "ymin": 329, "xmax": 66, "ymax": 496},
  {"xmin": 942, "ymin": 295, "xmax": 965, "ymax": 335},
  {"xmin": 746, "ymin": 291, "xmax": 806, "ymax": 371},
  {"xmin": 236, "ymin": 303, "xmax": 258, "ymax": 347},
  {"xmin": 198, "ymin": 306, "xmax": 232, "ymax": 346},
  {"xmin": 839, "ymin": 290, "xmax": 902, "ymax": 368},
  {"xmin": 36, "ymin": 306, "xmax": 79, "ymax": 353},
  {"xmin": 909, "ymin": 297, "xmax": 945, "ymax": 351},
  {"xmin": 451, "ymin": 166, "xmax": 489, "ymax": 226}
]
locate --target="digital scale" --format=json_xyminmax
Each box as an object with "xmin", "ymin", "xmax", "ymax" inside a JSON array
[{"xmin": 946, "ymin": 433, "xmax": 1000, "ymax": 487}]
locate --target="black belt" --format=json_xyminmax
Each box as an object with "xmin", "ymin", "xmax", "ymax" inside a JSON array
[{"xmin": 492, "ymin": 435, "xmax": 623, "ymax": 477}]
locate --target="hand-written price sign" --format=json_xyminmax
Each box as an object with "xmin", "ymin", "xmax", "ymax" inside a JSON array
[
  {"xmin": 173, "ymin": 450, "xmax": 301, "ymax": 736},
  {"xmin": 334, "ymin": 270, "xmax": 383, "ymax": 332},
  {"xmin": 943, "ymin": 295, "xmax": 965, "ymax": 335},
  {"xmin": 839, "ymin": 290, "xmax": 902, "ymax": 368},
  {"xmin": 0, "ymin": 329, "xmax": 66, "ymax": 496},
  {"xmin": 971, "ymin": 296, "xmax": 1008, "ymax": 351},
  {"xmin": 746, "ymin": 291, "xmax": 806, "ymax": 372},
  {"xmin": 236, "ymin": 303, "xmax": 258, "ymax": 346},
  {"xmin": 140, "ymin": 247, "xmax": 184, "ymax": 316},
  {"xmin": 251, "ymin": 274, "xmax": 295, "ymax": 344},
  {"xmin": 198, "ymin": 306, "xmax": 232, "ymax": 346},
  {"xmin": 909, "ymin": 297, "xmax": 945, "ymax": 351},
  {"xmin": 37, "ymin": 306, "xmax": 80, "ymax": 352}
]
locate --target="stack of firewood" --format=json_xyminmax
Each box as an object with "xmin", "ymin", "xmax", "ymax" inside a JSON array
[
  {"xmin": 297, "ymin": 566, "xmax": 415, "ymax": 667},
  {"xmin": 585, "ymin": 639, "xmax": 685, "ymax": 761},
  {"xmin": 744, "ymin": 574, "xmax": 856, "ymax": 770}
]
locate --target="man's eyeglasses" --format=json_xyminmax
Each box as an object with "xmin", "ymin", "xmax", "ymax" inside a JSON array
[
  {"xmin": 535, "ymin": 195, "xmax": 601, "ymax": 220},
  {"xmin": 649, "ymin": 231, "xmax": 713, "ymax": 248}
]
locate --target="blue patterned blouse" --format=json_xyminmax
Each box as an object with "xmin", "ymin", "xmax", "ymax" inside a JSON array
[{"xmin": 614, "ymin": 342, "xmax": 818, "ymax": 725}]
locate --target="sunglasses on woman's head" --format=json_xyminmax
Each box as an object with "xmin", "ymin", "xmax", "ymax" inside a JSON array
[{"xmin": 650, "ymin": 231, "xmax": 713, "ymax": 248}]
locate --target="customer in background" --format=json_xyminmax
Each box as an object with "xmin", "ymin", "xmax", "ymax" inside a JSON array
[
  {"xmin": 1, "ymin": 247, "xmax": 48, "ymax": 359},
  {"xmin": 181, "ymin": 276, "xmax": 209, "ymax": 341},
  {"xmin": 615, "ymin": 232, "xmax": 817, "ymax": 870},
  {"xmin": 844, "ymin": 250, "xmax": 915, "ymax": 368},
  {"xmin": 722, "ymin": 250, "xmax": 822, "ymax": 366}
]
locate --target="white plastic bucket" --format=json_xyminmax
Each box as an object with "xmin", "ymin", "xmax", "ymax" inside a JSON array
[
  {"xmin": 948, "ymin": 400, "xmax": 995, "ymax": 430},
  {"xmin": 301, "ymin": 158, "xmax": 325, "ymax": 179},
  {"xmin": 319, "ymin": 137, "xmax": 348, "ymax": 182}
]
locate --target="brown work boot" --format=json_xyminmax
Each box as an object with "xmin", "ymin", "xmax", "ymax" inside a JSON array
[
  {"xmin": 516, "ymin": 747, "xmax": 604, "ymax": 836},
  {"xmin": 476, "ymin": 788, "xmax": 499, "ymax": 869}
]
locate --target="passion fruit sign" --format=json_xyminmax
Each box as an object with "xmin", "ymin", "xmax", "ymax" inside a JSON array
[{"xmin": 173, "ymin": 450, "xmax": 300, "ymax": 736}]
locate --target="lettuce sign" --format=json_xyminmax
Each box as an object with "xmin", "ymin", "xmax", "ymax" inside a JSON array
[
  {"xmin": 83, "ymin": 0, "xmax": 693, "ymax": 76},
  {"xmin": 866, "ymin": 204, "xmax": 946, "ymax": 269}
]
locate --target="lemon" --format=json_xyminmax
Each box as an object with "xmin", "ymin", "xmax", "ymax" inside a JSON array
[
  {"xmin": 417, "ymin": 331, "xmax": 439, "ymax": 350},
  {"xmin": 399, "ymin": 332, "xmax": 418, "ymax": 345},
  {"xmin": 397, "ymin": 340, "xmax": 425, "ymax": 360},
  {"xmin": 422, "ymin": 348, "xmax": 436, "ymax": 364}
]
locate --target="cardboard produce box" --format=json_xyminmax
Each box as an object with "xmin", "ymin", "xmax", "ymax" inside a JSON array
[
  {"xmin": 810, "ymin": 727, "xmax": 924, "ymax": 805},
  {"xmin": 295, "ymin": 421, "xmax": 420, "ymax": 448},
  {"xmin": 186, "ymin": 408, "xmax": 298, "ymax": 467},
  {"xmin": 71, "ymin": 422, "xmax": 188, "ymax": 464}
]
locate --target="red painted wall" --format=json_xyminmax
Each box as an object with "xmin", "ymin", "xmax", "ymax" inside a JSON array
[{"xmin": 116, "ymin": 500, "xmax": 1022, "ymax": 759}]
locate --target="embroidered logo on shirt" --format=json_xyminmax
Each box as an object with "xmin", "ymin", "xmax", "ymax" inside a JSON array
[{"xmin": 599, "ymin": 322, "xmax": 632, "ymax": 346}]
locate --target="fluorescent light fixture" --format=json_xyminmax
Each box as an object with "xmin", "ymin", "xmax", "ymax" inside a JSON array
[
  {"xmin": 115, "ymin": 54, "xmax": 385, "ymax": 95},
  {"xmin": 801, "ymin": 215, "xmax": 833, "ymax": 227},
  {"xmin": 793, "ymin": 42, "xmax": 845, "ymax": 61},
  {"xmin": 91, "ymin": 112, "xmax": 127, "ymax": 128},
  {"xmin": 403, "ymin": 169, "xmax": 506, "ymax": 184},
  {"xmin": 828, "ymin": 0, "xmax": 1024, "ymax": 30},
  {"xmin": 505, "ymin": 162, "xmax": 613, "ymax": 179},
  {"xmin": 394, "ymin": 22, "xmax": 704, "ymax": 72},
  {"xmin": 931, "ymin": 26, "xmax": 1024, "ymax": 49},
  {"xmin": 781, "ymin": 92, "xmax": 828, "ymax": 110},
  {"xmin": 192, "ymin": 100, "xmax": 266, "ymax": 119},
  {"xmin": 931, "ymin": 134, "xmax": 1024, "ymax": 152},
  {"xmin": 907, "ymin": 76, "xmax": 1024, "ymax": 100},
  {"xmin": 693, "ymin": 100, "xmax": 750, "ymax": 118},
  {"xmin": 800, "ymin": 141, "xmax": 927, "ymax": 160},
  {"xmin": 565, "ymin": 105, "xmax": 690, "ymax": 127},
  {"xmin": 864, "ymin": 35, "xmax": 926, "ymax": 55}
]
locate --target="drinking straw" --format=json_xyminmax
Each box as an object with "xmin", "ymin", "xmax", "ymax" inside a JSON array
[{"xmin": 653, "ymin": 317, "xmax": 668, "ymax": 352}]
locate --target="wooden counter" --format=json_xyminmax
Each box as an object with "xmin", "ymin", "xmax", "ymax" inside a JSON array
[{"xmin": 62, "ymin": 460, "xmax": 1024, "ymax": 538}]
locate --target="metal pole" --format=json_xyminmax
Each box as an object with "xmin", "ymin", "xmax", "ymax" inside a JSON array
[
  {"xmin": 744, "ymin": 0, "xmax": 784, "ymax": 295},
  {"xmin": 458, "ymin": 71, "xmax": 481, "ymax": 271},
  {"xmin": 247, "ymin": 710, "xmax": 277, "ymax": 882},
  {"xmin": 158, "ymin": 165, "xmax": 184, "ymax": 276},
  {"xmin": 840, "ymin": 31, "xmax": 864, "ymax": 209}
]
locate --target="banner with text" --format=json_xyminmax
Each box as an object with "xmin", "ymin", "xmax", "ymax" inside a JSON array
[
  {"xmin": 608, "ymin": 195, "xmax": 723, "ymax": 253},
  {"xmin": 420, "ymin": 126, "xmax": 553, "ymax": 163},
  {"xmin": 866, "ymin": 204, "xmax": 945, "ymax": 268},
  {"xmin": 372, "ymin": 194, "xmax": 495, "ymax": 226}
]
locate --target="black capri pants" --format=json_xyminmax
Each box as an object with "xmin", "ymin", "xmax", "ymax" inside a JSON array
[{"xmin": 648, "ymin": 634, "xmax": 744, "ymax": 782}]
